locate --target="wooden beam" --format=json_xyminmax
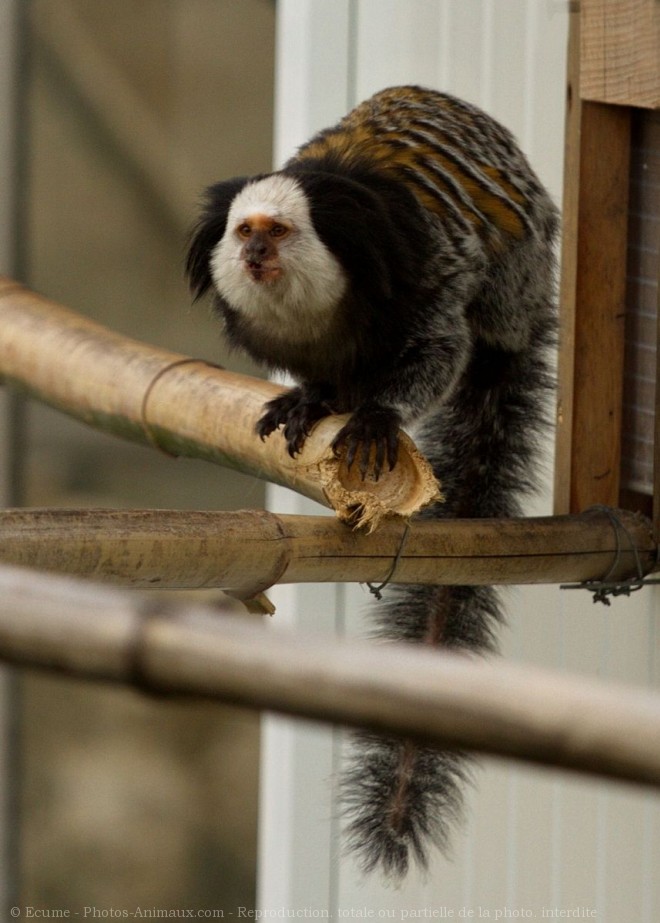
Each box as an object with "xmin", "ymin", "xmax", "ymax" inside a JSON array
[
  {"xmin": 654, "ymin": 247, "xmax": 660, "ymax": 535},
  {"xmin": 554, "ymin": 10, "xmax": 582, "ymax": 514},
  {"xmin": 567, "ymin": 101, "xmax": 631, "ymax": 511},
  {"xmin": 580, "ymin": 0, "xmax": 660, "ymax": 109}
]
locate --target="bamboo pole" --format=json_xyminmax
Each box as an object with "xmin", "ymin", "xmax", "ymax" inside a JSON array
[
  {"xmin": 0, "ymin": 277, "xmax": 439, "ymax": 529},
  {"xmin": 0, "ymin": 507, "xmax": 655, "ymax": 596},
  {"xmin": 0, "ymin": 561, "xmax": 658, "ymax": 788}
]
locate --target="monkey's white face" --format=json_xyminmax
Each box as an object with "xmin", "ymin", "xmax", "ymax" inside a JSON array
[{"xmin": 210, "ymin": 174, "xmax": 347, "ymax": 341}]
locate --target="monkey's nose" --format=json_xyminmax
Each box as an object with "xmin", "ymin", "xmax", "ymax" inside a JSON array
[{"xmin": 246, "ymin": 241, "xmax": 269, "ymax": 262}]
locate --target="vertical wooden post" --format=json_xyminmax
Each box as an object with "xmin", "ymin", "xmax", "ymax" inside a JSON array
[
  {"xmin": 554, "ymin": 10, "xmax": 632, "ymax": 514},
  {"xmin": 554, "ymin": 11, "xmax": 581, "ymax": 514},
  {"xmin": 654, "ymin": 253, "xmax": 660, "ymax": 536},
  {"xmin": 569, "ymin": 101, "xmax": 631, "ymax": 511}
]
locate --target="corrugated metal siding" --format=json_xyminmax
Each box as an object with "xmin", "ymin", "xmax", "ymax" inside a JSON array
[{"xmin": 260, "ymin": 3, "xmax": 660, "ymax": 920}]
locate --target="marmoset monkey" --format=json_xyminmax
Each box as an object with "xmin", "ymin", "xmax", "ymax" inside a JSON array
[{"xmin": 187, "ymin": 85, "xmax": 558, "ymax": 879}]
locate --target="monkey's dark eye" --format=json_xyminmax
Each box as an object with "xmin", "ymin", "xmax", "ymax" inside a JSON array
[
  {"xmin": 237, "ymin": 223, "xmax": 252, "ymax": 238},
  {"xmin": 269, "ymin": 224, "xmax": 289, "ymax": 238}
]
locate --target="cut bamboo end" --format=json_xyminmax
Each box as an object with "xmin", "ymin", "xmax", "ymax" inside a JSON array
[{"xmin": 289, "ymin": 416, "xmax": 443, "ymax": 530}]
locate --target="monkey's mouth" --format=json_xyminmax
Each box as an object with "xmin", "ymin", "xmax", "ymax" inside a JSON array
[{"xmin": 245, "ymin": 261, "xmax": 282, "ymax": 283}]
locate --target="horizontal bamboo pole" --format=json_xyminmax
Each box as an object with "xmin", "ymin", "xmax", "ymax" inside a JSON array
[
  {"xmin": 0, "ymin": 277, "xmax": 439, "ymax": 528},
  {"xmin": 0, "ymin": 507, "xmax": 655, "ymax": 596},
  {"xmin": 0, "ymin": 562, "xmax": 658, "ymax": 788}
]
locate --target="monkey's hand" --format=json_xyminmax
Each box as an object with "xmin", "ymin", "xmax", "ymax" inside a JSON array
[
  {"xmin": 256, "ymin": 385, "xmax": 332, "ymax": 458},
  {"xmin": 332, "ymin": 405, "xmax": 401, "ymax": 481}
]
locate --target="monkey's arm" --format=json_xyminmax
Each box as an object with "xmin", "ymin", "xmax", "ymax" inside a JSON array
[
  {"xmin": 333, "ymin": 319, "xmax": 471, "ymax": 477},
  {"xmin": 257, "ymin": 284, "xmax": 473, "ymax": 478},
  {"xmin": 259, "ymin": 305, "xmax": 471, "ymax": 478}
]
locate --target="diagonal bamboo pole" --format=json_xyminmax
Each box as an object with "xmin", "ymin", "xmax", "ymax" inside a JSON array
[
  {"xmin": 0, "ymin": 507, "xmax": 655, "ymax": 596},
  {"xmin": 0, "ymin": 277, "xmax": 439, "ymax": 529},
  {"xmin": 0, "ymin": 561, "xmax": 658, "ymax": 788}
]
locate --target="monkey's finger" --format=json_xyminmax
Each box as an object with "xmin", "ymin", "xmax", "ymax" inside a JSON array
[
  {"xmin": 387, "ymin": 432, "xmax": 399, "ymax": 472},
  {"xmin": 284, "ymin": 425, "xmax": 306, "ymax": 458},
  {"xmin": 372, "ymin": 438, "xmax": 387, "ymax": 482},
  {"xmin": 359, "ymin": 439, "xmax": 374, "ymax": 481},
  {"xmin": 256, "ymin": 416, "xmax": 277, "ymax": 440},
  {"xmin": 344, "ymin": 436, "xmax": 358, "ymax": 472}
]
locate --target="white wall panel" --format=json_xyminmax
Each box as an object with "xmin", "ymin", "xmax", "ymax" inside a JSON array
[
  {"xmin": 353, "ymin": 1, "xmax": 446, "ymax": 97},
  {"xmin": 273, "ymin": 0, "xmax": 353, "ymax": 165},
  {"xmin": 486, "ymin": 0, "xmax": 531, "ymax": 140},
  {"xmin": 261, "ymin": 2, "xmax": 659, "ymax": 920}
]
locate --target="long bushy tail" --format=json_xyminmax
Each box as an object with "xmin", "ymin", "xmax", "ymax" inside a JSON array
[
  {"xmin": 341, "ymin": 338, "xmax": 554, "ymax": 879},
  {"xmin": 342, "ymin": 583, "xmax": 501, "ymax": 877}
]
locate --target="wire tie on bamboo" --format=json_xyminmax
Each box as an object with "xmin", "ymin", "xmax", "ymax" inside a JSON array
[
  {"xmin": 140, "ymin": 357, "xmax": 224, "ymax": 457},
  {"xmin": 366, "ymin": 520, "xmax": 411, "ymax": 600},
  {"xmin": 560, "ymin": 505, "xmax": 660, "ymax": 604}
]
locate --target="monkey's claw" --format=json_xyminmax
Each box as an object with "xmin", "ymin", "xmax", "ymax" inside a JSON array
[
  {"xmin": 332, "ymin": 406, "xmax": 400, "ymax": 480},
  {"xmin": 256, "ymin": 392, "xmax": 300, "ymax": 441},
  {"xmin": 256, "ymin": 387, "xmax": 330, "ymax": 457}
]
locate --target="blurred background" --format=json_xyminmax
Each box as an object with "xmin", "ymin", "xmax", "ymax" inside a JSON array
[{"xmin": 12, "ymin": 0, "xmax": 276, "ymax": 910}]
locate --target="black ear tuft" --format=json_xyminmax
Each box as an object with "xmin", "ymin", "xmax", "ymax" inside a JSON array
[
  {"xmin": 288, "ymin": 166, "xmax": 427, "ymax": 305},
  {"xmin": 290, "ymin": 170, "xmax": 395, "ymax": 302},
  {"xmin": 185, "ymin": 176, "xmax": 252, "ymax": 301}
]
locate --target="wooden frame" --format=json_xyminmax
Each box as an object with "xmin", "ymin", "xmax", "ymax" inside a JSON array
[
  {"xmin": 554, "ymin": 2, "xmax": 659, "ymax": 529},
  {"xmin": 580, "ymin": 0, "xmax": 660, "ymax": 109}
]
